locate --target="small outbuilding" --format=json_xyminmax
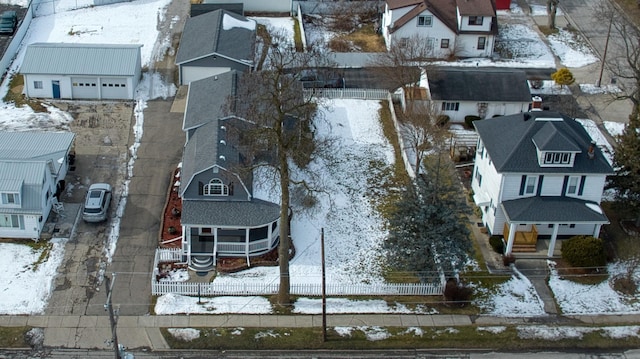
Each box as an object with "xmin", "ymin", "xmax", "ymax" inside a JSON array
[{"xmin": 20, "ymin": 43, "xmax": 142, "ymax": 100}]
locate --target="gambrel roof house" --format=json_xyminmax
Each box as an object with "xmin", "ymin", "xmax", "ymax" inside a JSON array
[
  {"xmin": 382, "ymin": 0, "xmax": 497, "ymax": 58},
  {"xmin": 471, "ymin": 111, "xmax": 613, "ymax": 256},
  {"xmin": 176, "ymin": 9, "xmax": 256, "ymax": 85},
  {"xmin": 178, "ymin": 72, "xmax": 281, "ymax": 272},
  {"xmin": 21, "ymin": 43, "xmax": 142, "ymax": 100},
  {"xmin": 0, "ymin": 131, "xmax": 75, "ymax": 240},
  {"xmin": 424, "ymin": 67, "xmax": 531, "ymax": 121}
]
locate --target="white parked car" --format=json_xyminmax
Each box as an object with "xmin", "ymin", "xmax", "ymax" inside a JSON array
[{"xmin": 82, "ymin": 183, "xmax": 112, "ymax": 222}]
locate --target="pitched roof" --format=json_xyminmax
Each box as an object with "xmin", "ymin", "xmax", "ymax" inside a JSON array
[
  {"xmin": 20, "ymin": 43, "xmax": 141, "ymax": 76},
  {"xmin": 0, "ymin": 131, "xmax": 75, "ymax": 176},
  {"xmin": 427, "ymin": 67, "xmax": 531, "ymax": 102},
  {"xmin": 0, "ymin": 161, "xmax": 46, "ymax": 214},
  {"xmin": 182, "ymin": 71, "xmax": 238, "ymax": 131},
  {"xmin": 182, "ymin": 198, "xmax": 280, "ymax": 227},
  {"xmin": 473, "ymin": 111, "xmax": 614, "ymax": 174},
  {"xmin": 388, "ymin": 0, "xmax": 495, "ymax": 34},
  {"xmin": 175, "ymin": 9, "xmax": 256, "ymax": 65},
  {"xmin": 501, "ymin": 197, "xmax": 609, "ymax": 223}
]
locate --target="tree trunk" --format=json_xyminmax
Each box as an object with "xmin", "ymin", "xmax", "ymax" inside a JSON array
[
  {"xmin": 276, "ymin": 151, "xmax": 291, "ymax": 307},
  {"xmin": 548, "ymin": 0, "xmax": 558, "ymax": 29}
]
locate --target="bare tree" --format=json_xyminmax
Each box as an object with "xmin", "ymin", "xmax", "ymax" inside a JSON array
[
  {"xmin": 596, "ymin": 2, "xmax": 640, "ymax": 108},
  {"xmin": 227, "ymin": 31, "xmax": 331, "ymax": 307},
  {"xmin": 398, "ymin": 101, "xmax": 448, "ymax": 174},
  {"xmin": 369, "ymin": 34, "xmax": 434, "ymax": 107}
]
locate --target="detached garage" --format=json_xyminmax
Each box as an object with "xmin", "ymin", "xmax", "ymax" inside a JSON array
[{"xmin": 20, "ymin": 43, "xmax": 142, "ymax": 100}]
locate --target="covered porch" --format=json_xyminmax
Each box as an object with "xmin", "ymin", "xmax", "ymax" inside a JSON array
[{"xmin": 501, "ymin": 197, "xmax": 610, "ymax": 257}]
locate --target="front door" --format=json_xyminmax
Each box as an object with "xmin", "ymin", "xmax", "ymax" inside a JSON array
[{"xmin": 52, "ymin": 80, "xmax": 60, "ymax": 98}]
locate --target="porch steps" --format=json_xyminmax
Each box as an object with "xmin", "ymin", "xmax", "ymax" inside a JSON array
[
  {"xmin": 189, "ymin": 255, "xmax": 214, "ymax": 272},
  {"xmin": 512, "ymin": 244, "xmax": 537, "ymax": 252}
]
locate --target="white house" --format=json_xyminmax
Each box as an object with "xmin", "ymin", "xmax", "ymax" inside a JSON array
[
  {"xmin": 381, "ymin": 0, "xmax": 497, "ymax": 58},
  {"xmin": 0, "ymin": 131, "xmax": 75, "ymax": 240},
  {"xmin": 423, "ymin": 67, "xmax": 531, "ymax": 122},
  {"xmin": 175, "ymin": 9, "xmax": 256, "ymax": 85},
  {"xmin": 20, "ymin": 43, "xmax": 142, "ymax": 100},
  {"xmin": 471, "ymin": 111, "xmax": 613, "ymax": 256},
  {"xmin": 177, "ymin": 72, "xmax": 281, "ymax": 272}
]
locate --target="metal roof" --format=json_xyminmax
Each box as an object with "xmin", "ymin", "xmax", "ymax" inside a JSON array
[
  {"xmin": 501, "ymin": 196, "xmax": 609, "ymax": 224},
  {"xmin": 175, "ymin": 9, "xmax": 255, "ymax": 65},
  {"xmin": 473, "ymin": 111, "xmax": 614, "ymax": 174},
  {"xmin": 20, "ymin": 43, "xmax": 142, "ymax": 76},
  {"xmin": 0, "ymin": 161, "xmax": 46, "ymax": 214},
  {"xmin": 182, "ymin": 198, "xmax": 280, "ymax": 227},
  {"xmin": 0, "ymin": 131, "xmax": 75, "ymax": 175}
]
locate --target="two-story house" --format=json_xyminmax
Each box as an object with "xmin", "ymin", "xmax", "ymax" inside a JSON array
[
  {"xmin": 0, "ymin": 131, "xmax": 75, "ymax": 240},
  {"xmin": 178, "ymin": 71, "xmax": 281, "ymax": 272},
  {"xmin": 381, "ymin": 0, "xmax": 497, "ymax": 58},
  {"xmin": 471, "ymin": 111, "xmax": 613, "ymax": 256}
]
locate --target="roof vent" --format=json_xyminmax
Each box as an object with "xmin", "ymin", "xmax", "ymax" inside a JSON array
[
  {"xmin": 219, "ymin": 155, "xmax": 226, "ymax": 161},
  {"xmin": 220, "ymin": 125, "xmax": 226, "ymax": 131},
  {"xmin": 220, "ymin": 140, "xmax": 226, "ymax": 146}
]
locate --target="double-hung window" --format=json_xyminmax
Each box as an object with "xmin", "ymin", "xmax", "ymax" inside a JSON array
[
  {"xmin": 566, "ymin": 176, "xmax": 579, "ymax": 195},
  {"xmin": 417, "ymin": 15, "xmax": 433, "ymax": 26},
  {"xmin": 525, "ymin": 176, "xmax": 537, "ymax": 194}
]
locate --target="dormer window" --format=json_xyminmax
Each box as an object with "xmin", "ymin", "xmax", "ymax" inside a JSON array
[
  {"xmin": 544, "ymin": 152, "xmax": 571, "ymax": 165},
  {"xmin": 1, "ymin": 192, "xmax": 20, "ymax": 206},
  {"xmin": 468, "ymin": 16, "xmax": 483, "ymax": 26},
  {"xmin": 204, "ymin": 178, "xmax": 229, "ymax": 196}
]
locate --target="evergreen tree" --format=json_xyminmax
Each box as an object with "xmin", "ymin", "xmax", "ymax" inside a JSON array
[
  {"xmin": 383, "ymin": 154, "xmax": 472, "ymax": 282},
  {"xmin": 611, "ymin": 106, "xmax": 640, "ymax": 225}
]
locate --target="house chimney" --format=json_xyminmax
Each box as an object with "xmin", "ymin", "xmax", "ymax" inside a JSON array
[
  {"xmin": 531, "ymin": 96, "xmax": 543, "ymax": 111},
  {"xmin": 588, "ymin": 140, "xmax": 595, "ymax": 159}
]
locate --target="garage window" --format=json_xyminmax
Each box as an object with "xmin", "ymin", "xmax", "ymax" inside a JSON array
[{"xmin": 34, "ymin": 81, "xmax": 43, "ymax": 89}]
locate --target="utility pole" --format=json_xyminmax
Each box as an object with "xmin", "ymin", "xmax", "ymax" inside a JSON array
[
  {"xmin": 321, "ymin": 228, "xmax": 327, "ymax": 342},
  {"xmin": 104, "ymin": 273, "xmax": 120, "ymax": 359},
  {"xmin": 597, "ymin": 13, "xmax": 614, "ymax": 87}
]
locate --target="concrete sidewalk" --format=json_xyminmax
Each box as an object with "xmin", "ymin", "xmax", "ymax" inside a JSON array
[{"xmin": 3, "ymin": 313, "xmax": 640, "ymax": 350}]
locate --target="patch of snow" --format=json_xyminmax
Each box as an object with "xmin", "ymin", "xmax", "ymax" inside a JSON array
[
  {"xmin": 167, "ymin": 328, "xmax": 200, "ymax": 341},
  {"xmin": 477, "ymin": 326, "xmax": 507, "ymax": 334},
  {"xmin": 604, "ymin": 121, "xmax": 625, "ymax": 137},
  {"xmin": 580, "ymin": 83, "xmax": 623, "ymax": 95},
  {"xmin": 547, "ymin": 29, "xmax": 597, "ymax": 67},
  {"xmin": 223, "ymin": 13, "xmax": 256, "ymax": 31},
  {"xmin": 155, "ymin": 293, "xmax": 273, "ymax": 314},
  {"xmin": 585, "ymin": 203, "xmax": 603, "ymax": 214},
  {"xmin": 517, "ymin": 325, "xmax": 591, "ymax": 340}
]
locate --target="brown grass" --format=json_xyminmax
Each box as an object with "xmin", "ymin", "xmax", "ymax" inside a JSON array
[{"xmin": 330, "ymin": 24, "xmax": 386, "ymax": 52}]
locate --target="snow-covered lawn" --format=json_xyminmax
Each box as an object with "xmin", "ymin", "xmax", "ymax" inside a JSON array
[{"xmin": 0, "ymin": 0, "xmax": 637, "ymax": 322}]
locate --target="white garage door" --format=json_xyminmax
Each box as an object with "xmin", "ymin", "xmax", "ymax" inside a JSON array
[
  {"xmin": 101, "ymin": 78, "xmax": 129, "ymax": 100},
  {"xmin": 182, "ymin": 66, "xmax": 230, "ymax": 85},
  {"xmin": 71, "ymin": 77, "xmax": 99, "ymax": 99}
]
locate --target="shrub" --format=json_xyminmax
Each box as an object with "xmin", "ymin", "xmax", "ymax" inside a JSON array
[
  {"xmin": 436, "ymin": 114, "xmax": 450, "ymax": 127},
  {"xmin": 489, "ymin": 235, "xmax": 505, "ymax": 254},
  {"xmin": 561, "ymin": 235, "xmax": 606, "ymax": 268},
  {"xmin": 443, "ymin": 278, "xmax": 473, "ymax": 307},
  {"xmin": 464, "ymin": 115, "xmax": 481, "ymax": 129}
]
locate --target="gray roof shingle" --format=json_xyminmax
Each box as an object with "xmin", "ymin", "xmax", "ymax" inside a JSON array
[
  {"xmin": 0, "ymin": 131, "xmax": 75, "ymax": 176},
  {"xmin": 182, "ymin": 71, "xmax": 237, "ymax": 131},
  {"xmin": 175, "ymin": 9, "xmax": 255, "ymax": 65},
  {"xmin": 474, "ymin": 111, "xmax": 614, "ymax": 174},
  {"xmin": 20, "ymin": 43, "xmax": 141, "ymax": 76},
  {"xmin": 427, "ymin": 67, "xmax": 531, "ymax": 102},
  {"xmin": 501, "ymin": 196, "xmax": 609, "ymax": 223},
  {"xmin": 182, "ymin": 198, "xmax": 280, "ymax": 227}
]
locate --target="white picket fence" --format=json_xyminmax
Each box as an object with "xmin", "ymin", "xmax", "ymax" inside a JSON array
[
  {"xmin": 304, "ymin": 88, "xmax": 394, "ymax": 101},
  {"xmin": 152, "ymin": 248, "xmax": 444, "ymax": 296}
]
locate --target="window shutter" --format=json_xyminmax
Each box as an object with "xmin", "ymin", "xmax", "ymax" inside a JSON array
[
  {"xmin": 519, "ymin": 175, "xmax": 526, "ymax": 195},
  {"xmin": 536, "ymin": 175, "xmax": 544, "ymax": 196},
  {"xmin": 198, "ymin": 181, "xmax": 204, "ymax": 195},
  {"xmin": 577, "ymin": 175, "xmax": 586, "ymax": 195},
  {"xmin": 561, "ymin": 176, "xmax": 568, "ymax": 196}
]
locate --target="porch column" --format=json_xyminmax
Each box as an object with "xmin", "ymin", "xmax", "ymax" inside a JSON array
[
  {"xmin": 505, "ymin": 223, "xmax": 516, "ymax": 254},
  {"xmin": 593, "ymin": 224, "xmax": 602, "ymax": 238},
  {"xmin": 185, "ymin": 226, "xmax": 191, "ymax": 265},
  {"xmin": 245, "ymin": 228, "xmax": 251, "ymax": 267},
  {"xmin": 547, "ymin": 224, "xmax": 560, "ymax": 257},
  {"xmin": 213, "ymin": 228, "xmax": 218, "ymax": 260},
  {"xmin": 268, "ymin": 222, "xmax": 272, "ymax": 246}
]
